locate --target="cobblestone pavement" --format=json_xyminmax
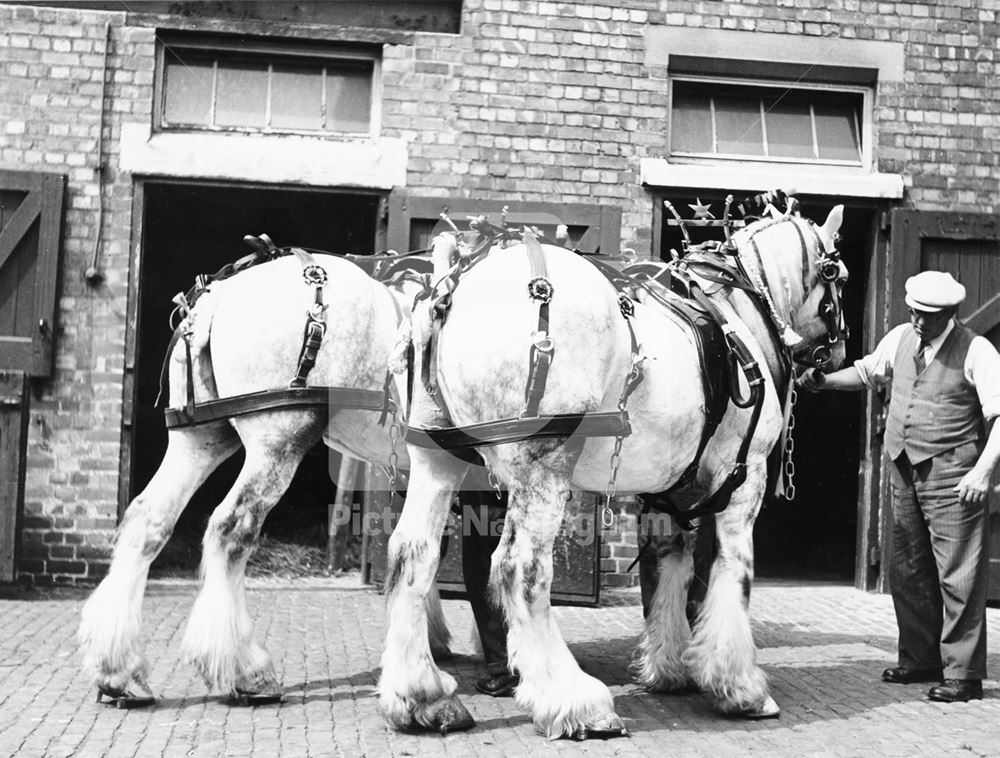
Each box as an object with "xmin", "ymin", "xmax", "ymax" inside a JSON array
[{"xmin": 1, "ymin": 576, "xmax": 998, "ymax": 758}]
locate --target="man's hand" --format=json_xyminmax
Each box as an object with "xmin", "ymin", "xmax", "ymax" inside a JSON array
[
  {"xmin": 955, "ymin": 467, "xmax": 992, "ymax": 505},
  {"xmin": 795, "ymin": 367, "xmax": 826, "ymax": 393}
]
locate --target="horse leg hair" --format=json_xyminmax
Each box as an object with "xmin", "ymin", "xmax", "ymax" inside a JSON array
[
  {"xmin": 379, "ymin": 446, "xmax": 469, "ymax": 731},
  {"xmin": 79, "ymin": 422, "xmax": 240, "ymax": 693},
  {"xmin": 631, "ymin": 528, "xmax": 697, "ymax": 691},
  {"xmin": 682, "ymin": 462, "xmax": 777, "ymax": 716},
  {"xmin": 493, "ymin": 440, "xmax": 624, "ymax": 739},
  {"xmin": 181, "ymin": 411, "xmax": 325, "ymax": 695}
]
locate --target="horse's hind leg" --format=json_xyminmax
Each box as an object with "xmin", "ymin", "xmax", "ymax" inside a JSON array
[
  {"xmin": 79, "ymin": 422, "xmax": 240, "ymax": 701},
  {"xmin": 682, "ymin": 464, "xmax": 778, "ymax": 718},
  {"xmin": 181, "ymin": 411, "xmax": 325, "ymax": 700},
  {"xmin": 495, "ymin": 441, "xmax": 626, "ymax": 740},
  {"xmin": 379, "ymin": 446, "xmax": 472, "ymax": 733}
]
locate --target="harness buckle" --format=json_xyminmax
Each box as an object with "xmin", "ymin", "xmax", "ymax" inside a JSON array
[{"xmin": 531, "ymin": 330, "xmax": 554, "ymax": 353}]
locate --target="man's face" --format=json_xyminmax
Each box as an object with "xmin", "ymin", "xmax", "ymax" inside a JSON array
[{"xmin": 909, "ymin": 307, "xmax": 952, "ymax": 342}]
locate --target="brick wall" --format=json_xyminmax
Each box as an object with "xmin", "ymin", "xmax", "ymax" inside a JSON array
[{"xmin": 1, "ymin": 0, "xmax": 998, "ymax": 584}]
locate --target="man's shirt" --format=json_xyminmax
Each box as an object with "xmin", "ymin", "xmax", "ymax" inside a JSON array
[{"xmin": 854, "ymin": 319, "xmax": 1000, "ymax": 420}]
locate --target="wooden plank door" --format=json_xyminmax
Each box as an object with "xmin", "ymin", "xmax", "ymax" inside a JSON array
[
  {"xmin": 0, "ymin": 171, "xmax": 66, "ymax": 378},
  {"xmin": 889, "ymin": 210, "xmax": 1000, "ymax": 601},
  {"xmin": 0, "ymin": 371, "xmax": 28, "ymax": 582}
]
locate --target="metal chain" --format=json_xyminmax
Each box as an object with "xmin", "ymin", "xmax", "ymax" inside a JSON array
[
  {"xmin": 782, "ymin": 386, "xmax": 798, "ymax": 501},
  {"xmin": 487, "ymin": 466, "xmax": 503, "ymax": 500},
  {"xmin": 602, "ymin": 356, "xmax": 643, "ymax": 528},
  {"xmin": 602, "ymin": 435, "xmax": 624, "ymax": 527},
  {"xmin": 386, "ymin": 407, "xmax": 402, "ymax": 502}
]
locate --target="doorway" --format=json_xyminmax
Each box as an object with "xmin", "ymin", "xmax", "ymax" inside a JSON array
[
  {"xmin": 128, "ymin": 181, "xmax": 382, "ymax": 573},
  {"xmin": 654, "ymin": 190, "xmax": 876, "ymax": 581}
]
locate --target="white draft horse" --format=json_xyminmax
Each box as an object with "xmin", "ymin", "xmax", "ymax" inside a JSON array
[
  {"xmin": 379, "ymin": 204, "xmax": 847, "ymax": 738},
  {"xmin": 78, "ymin": 249, "xmax": 440, "ymax": 706}
]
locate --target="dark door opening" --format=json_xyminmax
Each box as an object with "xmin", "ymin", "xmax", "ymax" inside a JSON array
[
  {"xmin": 131, "ymin": 182, "xmax": 381, "ymax": 574},
  {"xmin": 655, "ymin": 190, "xmax": 874, "ymax": 581}
]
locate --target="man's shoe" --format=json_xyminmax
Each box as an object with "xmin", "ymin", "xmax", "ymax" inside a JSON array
[
  {"xmin": 475, "ymin": 672, "xmax": 519, "ymax": 698},
  {"xmin": 881, "ymin": 666, "xmax": 942, "ymax": 684},
  {"xmin": 928, "ymin": 679, "xmax": 983, "ymax": 703}
]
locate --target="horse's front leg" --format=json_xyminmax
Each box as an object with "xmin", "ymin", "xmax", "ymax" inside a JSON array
[
  {"xmin": 79, "ymin": 423, "xmax": 239, "ymax": 704},
  {"xmin": 682, "ymin": 462, "xmax": 779, "ymax": 718},
  {"xmin": 181, "ymin": 412, "xmax": 325, "ymax": 702},
  {"xmin": 496, "ymin": 441, "xmax": 626, "ymax": 740},
  {"xmin": 378, "ymin": 447, "xmax": 473, "ymax": 734},
  {"xmin": 631, "ymin": 521, "xmax": 697, "ymax": 692}
]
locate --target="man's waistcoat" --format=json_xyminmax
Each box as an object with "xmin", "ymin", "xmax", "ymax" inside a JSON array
[{"xmin": 884, "ymin": 324, "xmax": 983, "ymax": 465}]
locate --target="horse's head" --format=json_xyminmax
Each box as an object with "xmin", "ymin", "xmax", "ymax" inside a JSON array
[
  {"xmin": 791, "ymin": 205, "xmax": 848, "ymax": 372},
  {"xmin": 736, "ymin": 205, "xmax": 849, "ymax": 373}
]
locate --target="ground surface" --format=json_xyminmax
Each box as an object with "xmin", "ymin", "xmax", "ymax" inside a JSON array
[{"xmin": 1, "ymin": 576, "xmax": 998, "ymax": 757}]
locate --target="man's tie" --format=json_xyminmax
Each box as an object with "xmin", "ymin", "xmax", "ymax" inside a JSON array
[{"xmin": 914, "ymin": 340, "xmax": 929, "ymax": 373}]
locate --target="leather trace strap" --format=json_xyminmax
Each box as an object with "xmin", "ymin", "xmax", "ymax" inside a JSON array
[{"xmin": 164, "ymin": 386, "xmax": 386, "ymax": 429}]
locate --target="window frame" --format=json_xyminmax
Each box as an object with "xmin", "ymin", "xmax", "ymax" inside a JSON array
[
  {"xmin": 153, "ymin": 34, "xmax": 382, "ymax": 139},
  {"xmin": 668, "ymin": 74, "xmax": 873, "ymax": 171}
]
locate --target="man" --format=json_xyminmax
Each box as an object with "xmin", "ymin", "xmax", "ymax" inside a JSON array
[
  {"xmin": 458, "ymin": 478, "xmax": 519, "ymax": 697},
  {"xmin": 798, "ymin": 270, "xmax": 1000, "ymax": 703}
]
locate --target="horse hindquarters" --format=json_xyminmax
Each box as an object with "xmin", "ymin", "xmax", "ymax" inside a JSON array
[{"xmin": 79, "ymin": 422, "xmax": 240, "ymax": 699}]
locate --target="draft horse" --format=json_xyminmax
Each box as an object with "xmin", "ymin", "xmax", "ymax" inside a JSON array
[
  {"xmin": 78, "ymin": 242, "xmax": 437, "ymax": 706},
  {"xmin": 379, "ymin": 202, "xmax": 847, "ymax": 738}
]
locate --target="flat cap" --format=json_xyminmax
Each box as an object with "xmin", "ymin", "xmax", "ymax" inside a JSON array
[{"xmin": 904, "ymin": 270, "xmax": 966, "ymax": 312}]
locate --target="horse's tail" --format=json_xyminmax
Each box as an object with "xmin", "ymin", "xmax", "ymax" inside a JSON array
[{"xmin": 163, "ymin": 287, "xmax": 222, "ymax": 412}]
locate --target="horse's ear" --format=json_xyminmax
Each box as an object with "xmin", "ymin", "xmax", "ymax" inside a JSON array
[
  {"xmin": 819, "ymin": 205, "xmax": 844, "ymax": 251},
  {"xmin": 430, "ymin": 233, "xmax": 459, "ymax": 279}
]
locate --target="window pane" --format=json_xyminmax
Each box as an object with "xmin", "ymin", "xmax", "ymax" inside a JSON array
[
  {"xmin": 325, "ymin": 64, "xmax": 372, "ymax": 132},
  {"xmin": 671, "ymin": 89, "xmax": 712, "ymax": 153},
  {"xmin": 271, "ymin": 63, "xmax": 323, "ymax": 130},
  {"xmin": 215, "ymin": 60, "xmax": 268, "ymax": 128},
  {"xmin": 763, "ymin": 94, "xmax": 814, "ymax": 159},
  {"xmin": 163, "ymin": 51, "xmax": 214, "ymax": 126},
  {"xmin": 715, "ymin": 94, "xmax": 763, "ymax": 156},
  {"xmin": 815, "ymin": 100, "xmax": 862, "ymax": 162}
]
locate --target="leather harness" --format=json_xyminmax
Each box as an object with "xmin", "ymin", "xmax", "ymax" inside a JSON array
[{"xmin": 160, "ymin": 235, "xmax": 427, "ymax": 430}]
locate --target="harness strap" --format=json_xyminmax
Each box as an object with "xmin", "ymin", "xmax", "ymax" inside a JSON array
[
  {"xmin": 523, "ymin": 228, "xmax": 554, "ymax": 418},
  {"xmin": 405, "ymin": 410, "xmax": 630, "ymax": 453},
  {"xmin": 164, "ymin": 386, "xmax": 386, "ymax": 429}
]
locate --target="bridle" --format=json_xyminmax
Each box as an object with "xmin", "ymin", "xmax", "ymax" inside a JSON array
[{"xmin": 790, "ymin": 245, "xmax": 848, "ymax": 370}]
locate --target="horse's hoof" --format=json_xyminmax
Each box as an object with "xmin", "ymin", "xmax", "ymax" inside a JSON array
[
  {"xmin": 729, "ymin": 694, "xmax": 780, "ymax": 720},
  {"xmin": 568, "ymin": 716, "xmax": 629, "ymax": 741},
  {"xmin": 96, "ymin": 685, "xmax": 155, "ymax": 709},
  {"xmin": 227, "ymin": 687, "xmax": 284, "ymax": 707},
  {"xmin": 419, "ymin": 695, "xmax": 475, "ymax": 734}
]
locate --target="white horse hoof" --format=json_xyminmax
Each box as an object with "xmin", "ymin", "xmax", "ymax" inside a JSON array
[{"xmin": 727, "ymin": 694, "xmax": 780, "ymax": 720}]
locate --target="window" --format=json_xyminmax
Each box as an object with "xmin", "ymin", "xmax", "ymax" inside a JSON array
[
  {"xmin": 670, "ymin": 77, "xmax": 867, "ymax": 167},
  {"xmin": 157, "ymin": 36, "xmax": 379, "ymax": 136}
]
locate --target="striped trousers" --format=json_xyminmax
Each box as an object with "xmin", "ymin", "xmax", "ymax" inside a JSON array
[{"xmin": 888, "ymin": 442, "xmax": 990, "ymax": 680}]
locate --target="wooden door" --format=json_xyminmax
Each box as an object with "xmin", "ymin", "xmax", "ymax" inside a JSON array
[
  {"xmin": 0, "ymin": 171, "xmax": 66, "ymax": 581},
  {"xmin": 889, "ymin": 210, "xmax": 1000, "ymax": 601},
  {"xmin": 0, "ymin": 171, "xmax": 66, "ymax": 377}
]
